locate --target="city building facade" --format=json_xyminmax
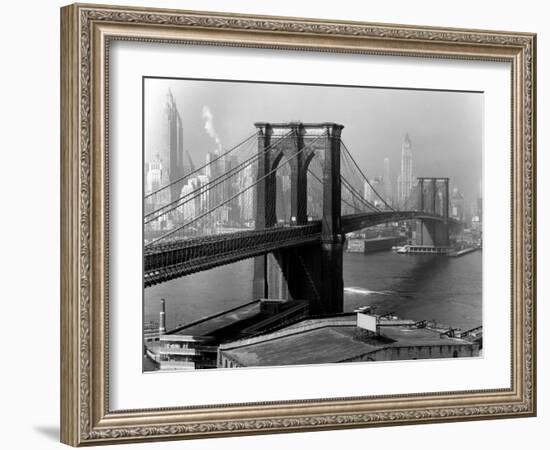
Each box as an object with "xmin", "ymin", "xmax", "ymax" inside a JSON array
[
  {"xmin": 364, "ymin": 177, "xmax": 384, "ymax": 208},
  {"xmin": 383, "ymin": 157, "xmax": 392, "ymax": 206},
  {"xmin": 450, "ymin": 187, "xmax": 465, "ymax": 221},
  {"xmin": 397, "ymin": 133, "xmax": 413, "ymax": 207}
]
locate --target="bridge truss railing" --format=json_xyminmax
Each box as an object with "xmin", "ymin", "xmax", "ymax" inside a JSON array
[{"xmin": 144, "ymin": 223, "xmax": 322, "ymax": 286}]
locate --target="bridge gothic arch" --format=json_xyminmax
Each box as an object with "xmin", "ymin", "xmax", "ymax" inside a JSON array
[
  {"xmin": 416, "ymin": 177, "xmax": 450, "ymax": 248},
  {"xmin": 253, "ymin": 122, "xmax": 345, "ymax": 315},
  {"xmin": 417, "ymin": 177, "xmax": 449, "ymax": 218},
  {"xmin": 255, "ymin": 122, "xmax": 330, "ymax": 227}
]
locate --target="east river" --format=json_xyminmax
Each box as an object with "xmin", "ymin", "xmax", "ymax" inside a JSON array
[{"xmin": 144, "ymin": 250, "xmax": 482, "ymax": 332}]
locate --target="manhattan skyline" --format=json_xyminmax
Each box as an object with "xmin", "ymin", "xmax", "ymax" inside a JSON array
[
  {"xmin": 144, "ymin": 78, "xmax": 483, "ymax": 206},
  {"xmin": 142, "ymin": 80, "xmax": 484, "ymax": 373}
]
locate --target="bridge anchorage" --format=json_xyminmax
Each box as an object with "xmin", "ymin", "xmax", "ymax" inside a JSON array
[{"xmin": 144, "ymin": 121, "xmax": 459, "ymax": 316}]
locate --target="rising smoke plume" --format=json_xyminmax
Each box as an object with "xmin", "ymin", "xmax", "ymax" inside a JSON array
[{"xmin": 201, "ymin": 105, "xmax": 222, "ymax": 151}]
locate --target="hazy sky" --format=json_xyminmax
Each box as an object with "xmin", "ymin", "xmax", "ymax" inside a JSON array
[{"xmin": 144, "ymin": 78, "xmax": 483, "ymax": 204}]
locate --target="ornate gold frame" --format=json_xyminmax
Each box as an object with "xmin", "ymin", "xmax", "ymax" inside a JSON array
[{"xmin": 60, "ymin": 3, "xmax": 536, "ymax": 446}]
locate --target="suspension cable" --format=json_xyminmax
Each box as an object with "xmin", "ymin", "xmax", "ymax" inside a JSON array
[
  {"xmin": 341, "ymin": 177, "xmax": 382, "ymax": 212},
  {"xmin": 144, "ymin": 130, "xmax": 294, "ymax": 223},
  {"xmin": 145, "ymin": 132, "xmax": 257, "ymax": 200},
  {"xmin": 144, "ymin": 140, "xmax": 256, "ymax": 223},
  {"xmin": 306, "ymin": 152, "xmax": 381, "ymax": 214},
  {"xmin": 146, "ymin": 132, "xmax": 327, "ymax": 247},
  {"xmin": 340, "ymin": 147, "xmax": 368, "ymax": 212},
  {"xmin": 308, "ymin": 169, "xmax": 363, "ymax": 214},
  {"xmin": 340, "ymin": 140, "xmax": 395, "ymax": 211}
]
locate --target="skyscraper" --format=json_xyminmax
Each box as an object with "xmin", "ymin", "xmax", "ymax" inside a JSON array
[
  {"xmin": 383, "ymin": 157, "xmax": 392, "ymax": 207},
  {"xmin": 144, "ymin": 153, "xmax": 170, "ymax": 219},
  {"xmin": 223, "ymin": 154, "xmax": 240, "ymax": 224},
  {"xmin": 163, "ymin": 89, "xmax": 186, "ymax": 203},
  {"xmin": 397, "ymin": 133, "xmax": 413, "ymax": 207},
  {"xmin": 238, "ymin": 163, "xmax": 255, "ymax": 225},
  {"xmin": 450, "ymin": 187, "xmax": 465, "ymax": 221},
  {"xmin": 145, "ymin": 154, "xmax": 164, "ymax": 195},
  {"xmin": 364, "ymin": 177, "xmax": 383, "ymax": 208},
  {"xmin": 178, "ymin": 174, "xmax": 211, "ymax": 233},
  {"xmin": 205, "ymin": 150, "xmax": 223, "ymax": 223}
]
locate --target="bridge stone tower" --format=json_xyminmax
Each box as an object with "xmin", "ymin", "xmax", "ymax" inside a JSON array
[
  {"xmin": 253, "ymin": 122, "xmax": 345, "ymax": 315},
  {"xmin": 415, "ymin": 177, "xmax": 450, "ymax": 249}
]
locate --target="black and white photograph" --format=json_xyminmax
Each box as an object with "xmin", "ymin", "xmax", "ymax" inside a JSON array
[
  {"xmin": 1, "ymin": 0, "xmax": 543, "ymax": 446},
  {"xmin": 142, "ymin": 78, "xmax": 483, "ymax": 372}
]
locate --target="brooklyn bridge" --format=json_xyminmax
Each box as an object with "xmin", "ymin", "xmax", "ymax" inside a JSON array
[{"xmin": 144, "ymin": 122, "xmax": 460, "ymax": 315}]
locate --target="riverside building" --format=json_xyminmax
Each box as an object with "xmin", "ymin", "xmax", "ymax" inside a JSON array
[{"xmin": 218, "ymin": 311, "xmax": 481, "ymax": 368}]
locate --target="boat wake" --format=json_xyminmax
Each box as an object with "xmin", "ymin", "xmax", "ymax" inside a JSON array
[{"xmin": 344, "ymin": 287, "xmax": 394, "ymax": 296}]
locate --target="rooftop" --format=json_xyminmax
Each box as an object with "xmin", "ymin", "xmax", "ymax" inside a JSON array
[
  {"xmin": 219, "ymin": 315, "xmax": 476, "ymax": 367},
  {"xmin": 220, "ymin": 326, "xmax": 377, "ymax": 366}
]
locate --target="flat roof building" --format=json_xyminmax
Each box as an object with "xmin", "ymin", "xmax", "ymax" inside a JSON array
[{"xmin": 218, "ymin": 313, "xmax": 480, "ymax": 369}]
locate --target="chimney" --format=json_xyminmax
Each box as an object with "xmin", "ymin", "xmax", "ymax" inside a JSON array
[{"xmin": 159, "ymin": 298, "xmax": 166, "ymax": 335}]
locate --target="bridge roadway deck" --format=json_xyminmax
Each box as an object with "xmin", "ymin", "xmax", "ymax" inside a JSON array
[
  {"xmin": 144, "ymin": 223, "xmax": 322, "ymax": 286},
  {"xmin": 144, "ymin": 211, "xmax": 458, "ymax": 286}
]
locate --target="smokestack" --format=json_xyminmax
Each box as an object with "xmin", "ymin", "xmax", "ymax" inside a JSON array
[{"xmin": 159, "ymin": 298, "xmax": 166, "ymax": 335}]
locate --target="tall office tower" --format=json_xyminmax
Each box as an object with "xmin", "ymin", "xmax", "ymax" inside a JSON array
[
  {"xmin": 397, "ymin": 133, "xmax": 413, "ymax": 207},
  {"xmin": 450, "ymin": 187, "xmax": 465, "ymax": 222},
  {"xmin": 145, "ymin": 154, "xmax": 163, "ymax": 195},
  {"xmin": 476, "ymin": 179, "xmax": 483, "ymax": 223},
  {"xmin": 162, "ymin": 88, "xmax": 187, "ymax": 203},
  {"xmin": 383, "ymin": 157, "xmax": 392, "ymax": 207},
  {"xmin": 179, "ymin": 180, "xmax": 197, "ymax": 223},
  {"xmin": 223, "ymin": 154, "xmax": 240, "ymax": 224},
  {"xmin": 364, "ymin": 180, "xmax": 373, "ymax": 203},
  {"xmin": 144, "ymin": 153, "xmax": 170, "ymax": 216},
  {"xmin": 204, "ymin": 150, "xmax": 223, "ymax": 223},
  {"xmin": 178, "ymin": 174, "xmax": 212, "ymax": 235},
  {"xmin": 238, "ymin": 163, "xmax": 255, "ymax": 225},
  {"xmin": 364, "ymin": 177, "xmax": 383, "ymax": 208},
  {"xmin": 195, "ymin": 175, "xmax": 211, "ymax": 217}
]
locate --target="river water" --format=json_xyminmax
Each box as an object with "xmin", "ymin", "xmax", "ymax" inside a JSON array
[{"xmin": 144, "ymin": 250, "xmax": 482, "ymax": 333}]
